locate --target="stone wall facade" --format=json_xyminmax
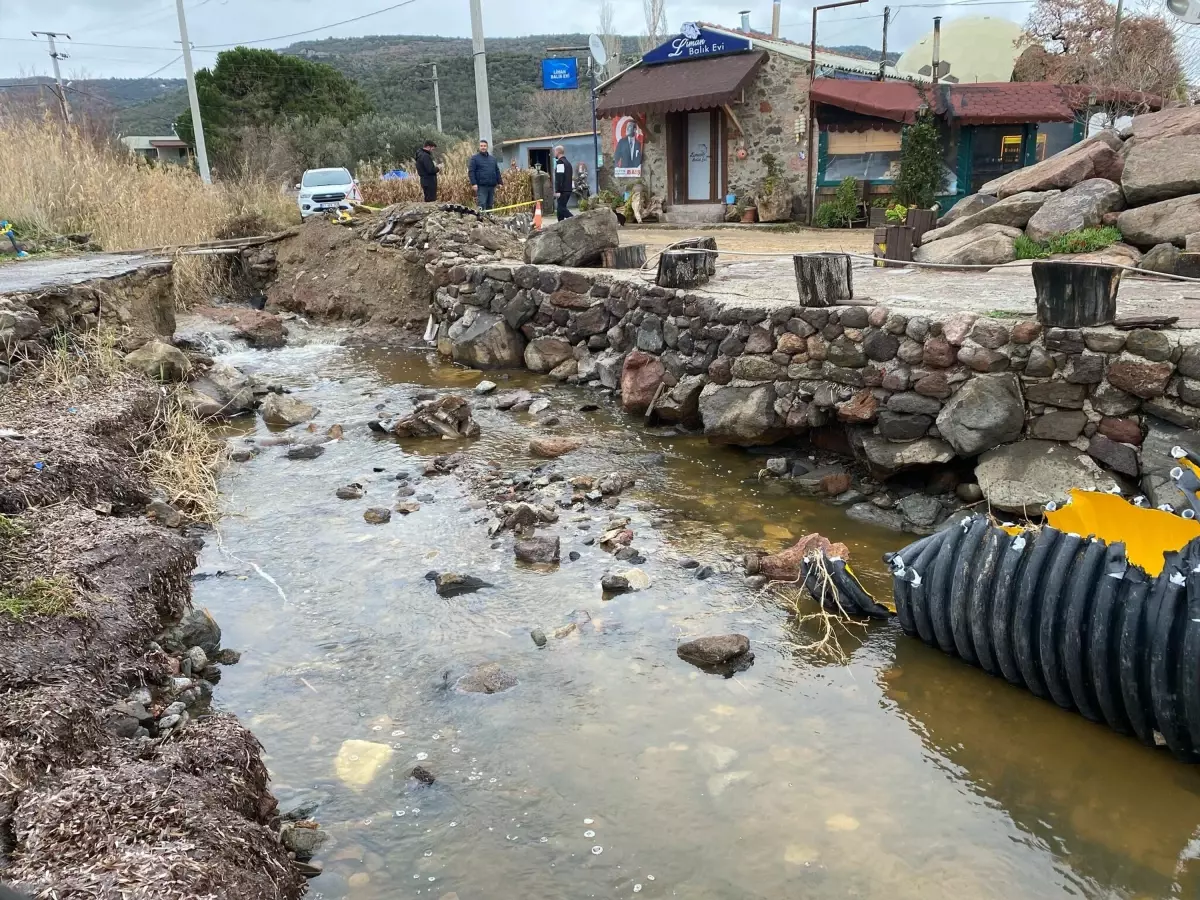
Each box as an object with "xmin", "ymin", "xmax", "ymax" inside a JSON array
[
  {"xmin": 431, "ymin": 259, "xmax": 1200, "ymax": 513},
  {"xmin": 606, "ymin": 50, "xmax": 810, "ymax": 215}
]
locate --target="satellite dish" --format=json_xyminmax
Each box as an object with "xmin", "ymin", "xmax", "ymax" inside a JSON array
[
  {"xmin": 1166, "ymin": 0, "xmax": 1200, "ymax": 24},
  {"xmin": 589, "ymin": 34, "xmax": 608, "ymax": 68}
]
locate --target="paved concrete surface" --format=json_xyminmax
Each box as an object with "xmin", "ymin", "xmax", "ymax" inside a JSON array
[
  {"xmin": 0, "ymin": 254, "xmax": 168, "ymax": 296},
  {"xmin": 624, "ymin": 225, "xmax": 1200, "ymax": 327}
]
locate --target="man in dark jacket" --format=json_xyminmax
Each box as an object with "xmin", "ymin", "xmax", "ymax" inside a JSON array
[
  {"xmin": 553, "ymin": 144, "xmax": 573, "ymax": 221},
  {"xmin": 415, "ymin": 140, "xmax": 438, "ymax": 202},
  {"xmin": 467, "ymin": 139, "xmax": 501, "ymax": 211}
]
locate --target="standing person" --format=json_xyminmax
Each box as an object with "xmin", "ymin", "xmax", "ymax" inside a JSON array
[
  {"xmin": 553, "ymin": 145, "xmax": 573, "ymax": 221},
  {"xmin": 468, "ymin": 139, "xmax": 501, "ymax": 212},
  {"xmin": 415, "ymin": 140, "xmax": 439, "ymax": 202}
]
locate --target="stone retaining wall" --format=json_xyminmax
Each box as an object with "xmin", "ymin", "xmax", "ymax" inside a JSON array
[{"xmin": 430, "ymin": 260, "xmax": 1200, "ymax": 511}]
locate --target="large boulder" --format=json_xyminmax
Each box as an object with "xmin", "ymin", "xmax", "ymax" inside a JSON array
[
  {"xmin": 922, "ymin": 191, "xmax": 1057, "ymax": 243},
  {"xmin": 1140, "ymin": 242, "xmax": 1181, "ymax": 274},
  {"xmin": 1122, "ymin": 135, "xmax": 1200, "ymax": 206},
  {"xmin": 698, "ymin": 381, "xmax": 784, "ymax": 445},
  {"xmin": 979, "ymin": 133, "xmax": 1124, "ymax": 198},
  {"xmin": 1025, "ymin": 178, "xmax": 1125, "ymax": 242},
  {"xmin": 620, "ymin": 349, "xmax": 665, "ymax": 414},
  {"xmin": 524, "ymin": 208, "xmax": 619, "ymax": 266},
  {"xmin": 913, "ymin": 224, "xmax": 1021, "ymax": 267},
  {"xmin": 938, "ymin": 192, "xmax": 997, "ymax": 227},
  {"xmin": 524, "ymin": 336, "xmax": 573, "ymax": 373},
  {"xmin": 975, "ymin": 440, "xmax": 1121, "ymax": 513},
  {"xmin": 260, "ymin": 393, "xmax": 317, "ymax": 426},
  {"xmin": 653, "ymin": 374, "xmax": 706, "ymax": 427},
  {"xmin": 1130, "ymin": 106, "xmax": 1200, "ymax": 143},
  {"xmin": 853, "ymin": 431, "xmax": 955, "ymax": 476},
  {"xmin": 935, "ymin": 374, "xmax": 1024, "ymax": 456},
  {"xmin": 1141, "ymin": 416, "xmax": 1198, "ymax": 509},
  {"xmin": 1060, "ymin": 241, "xmax": 1142, "ymax": 267},
  {"xmin": 1117, "ymin": 194, "xmax": 1200, "ymax": 249},
  {"xmin": 124, "ymin": 340, "xmax": 190, "ymax": 382},
  {"xmin": 183, "ymin": 362, "xmax": 255, "ymax": 419},
  {"xmin": 444, "ymin": 309, "xmax": 526, "ymax": 368}
]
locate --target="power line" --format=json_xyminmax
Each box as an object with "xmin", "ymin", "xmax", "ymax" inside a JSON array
[
  {"xmin": 192, "ymin": 0, "xmax": 422, "ymax": 49},
  {"xmin": 0, "ymin": 37, "xmax": 206, "ymax": 53},
  {"xmin": 144, "ymin": 54, "xmax": 185, "ymax": 78}
]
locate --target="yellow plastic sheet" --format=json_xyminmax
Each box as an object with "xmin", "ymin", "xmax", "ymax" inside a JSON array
[{"xmin": 1045, "ymin": 489, "xmax": 1200, "ymax": 576}]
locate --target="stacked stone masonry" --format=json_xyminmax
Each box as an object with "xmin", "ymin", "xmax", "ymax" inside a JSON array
[{"xmin": 432, "ymin": 260, "xmax": 1200, "ymax": 506}]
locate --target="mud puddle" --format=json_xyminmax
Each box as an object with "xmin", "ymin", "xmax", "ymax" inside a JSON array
[{"xmin": 195, "ymin": 341, "xmax": 1200, "ymax": 900}]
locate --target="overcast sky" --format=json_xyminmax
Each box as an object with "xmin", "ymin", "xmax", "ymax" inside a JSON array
[{"xmin": 0, "ymin": 0, "xmax": 1038, "ymax": 79}]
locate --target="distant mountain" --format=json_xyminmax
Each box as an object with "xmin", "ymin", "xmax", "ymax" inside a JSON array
[
  {"xmin": 82, "ymin": 35, "xmax": 899, "ymax": 141},
  {"xmin": 828, "ymin": 44, "xmax": 900, "ymax": 64},
  {"xmin": 0, "ymin": 76, "xmax": 186, "ymax": 134}
]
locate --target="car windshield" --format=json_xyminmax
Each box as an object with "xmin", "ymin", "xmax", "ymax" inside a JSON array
[{"xmin": 302, "ymin": 169, "xmax": 352, "ymax": 187}]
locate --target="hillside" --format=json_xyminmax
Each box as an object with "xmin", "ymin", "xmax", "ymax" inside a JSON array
[{"xmin": 97, "ymin": 34, "xmax": 890, "ymax": 140}]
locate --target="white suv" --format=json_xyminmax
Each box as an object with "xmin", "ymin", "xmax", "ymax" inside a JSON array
[{"xmin": 296, "ymin": 167, "xmax": 360, "ymax": 218}]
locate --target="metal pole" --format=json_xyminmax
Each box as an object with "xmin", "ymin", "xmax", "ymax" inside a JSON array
[
  {"xmin": 469, "ymin": 0, "xmax": 494, "ymax": 145},
  {"xmin": 590, "ymin": 58, "xmax": 600, "ymax": 195},
  {"xmin": 432, "ymin": 63, "xmax": 443, "ymax": 133},
  {"xmin": 32, "ymin": 31, "xmax": 72, "ymax": 125},
  {"xmin": 805, "ymin": 0, "xmax": 867, "ymax": 223},
  {"xmin": 932, "ymin": 16, "xmax": 942, "ymax": 83},
  {"xmin": 1113, "ymin": 0, "xmax": 1125, "ymax": 47},
  {"xmin": 175, "ymin": 0, "xmax": 212, "ymax": 184},
  {"xmin": 771, "ymin": 0, "xmax": 782, "ymax": 38},
  {"xmin": 879, "ymin": 6, "xmax": 890, "ymax": 81}
]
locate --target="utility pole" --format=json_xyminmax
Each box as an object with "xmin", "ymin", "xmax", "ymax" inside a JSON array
[
  {"xmin": 31, "ymin": 31, "xmax": 72, "ymax": 125},
  {"xmin": 175, "ymin": 0, "xmax": 212, "ymax": 184},
  {"xmin": 431, "ymin": 63, "xmax": 443, "ymax": 133},
  {"xmin": 878, "ymin": 6, "xmax": 890, "ymax": 81},
  {"xmin": 806, "ymin": 0, "xmax": 868, "ymax": 223},
  {"xmin": 469, "ymin": 0, "xmax": 494, "ymax": 145}
]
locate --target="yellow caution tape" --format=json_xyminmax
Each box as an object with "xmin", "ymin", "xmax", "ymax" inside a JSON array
[{"xmin": 485, "ymin": 200, "xmax": 537, "ymax": 214}]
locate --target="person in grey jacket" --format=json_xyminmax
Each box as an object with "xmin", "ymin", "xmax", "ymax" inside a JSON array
[{"xmin": 467, "ymin": 140, "xmax": 501, "ymax": 211}]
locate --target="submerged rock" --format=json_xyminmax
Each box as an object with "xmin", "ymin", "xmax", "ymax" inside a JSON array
[
  {"xmin": 601, "ymin": 573, "xmax": 630, "ymax": 593},
  {"xmin": 363, "ymin": 507, "xmax": 392, "ymax": 524},
  {"xmin": 677, "ymin": 634, "xmax": 754, "ymax": 676},
  {"xmin": 457, "ymin": 662, "xmax": 518, "ymax": 694},
  {"xmin": 286, "ymin": 444, "xmax": 325, "ymax": 460},
  {"xmin": 335, "ymin": 739, "xmax": 394, "ymax": 788},
  {"xmin": 161, "ymin": 608, "xmax": 221, "ymax": 656},
  {"xmin": 383, "ymin": 395, "xmax": 479, "ymax": 440},
  {"xmin": 410, "ymin": 765, "xmax": 437, "ymax": 785},
  {"xmin": 335, "ymin": 482, "xmax": 365, "ymax": 500},
  {"xmin": 530, "ymin": 436, "xmax": 583, "ymax": 458},
  {"xmin": 434, "ymin": 572, "xmax": 490, "ymax": 598},
  {"xmin": 280, "ymin": 822, "xmax": 327, "ymax": 860}
]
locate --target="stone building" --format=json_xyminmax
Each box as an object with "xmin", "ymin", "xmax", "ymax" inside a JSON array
[{"xmin": 595, "ymin": 22, "xmax": 894, "ymax": 223}]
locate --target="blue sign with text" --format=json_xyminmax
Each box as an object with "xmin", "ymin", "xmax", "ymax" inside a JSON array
[
  {"xmin": 542, "ymin": 57, "xmax": 579, "ymax": 90},
  {"xmin": 641, "ymin": 23, "xmax": 752, "ymax": 66}
]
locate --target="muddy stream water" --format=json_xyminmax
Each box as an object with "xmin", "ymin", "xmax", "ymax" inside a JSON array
[{"xmin": 194, "ymin": 339, "xmax": 1200, "ymax": 900}]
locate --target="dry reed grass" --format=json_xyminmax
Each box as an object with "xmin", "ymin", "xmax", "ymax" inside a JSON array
[
  {"xmin": 358, "ymin": 139, "xmax": 534, "ymax": 209},
  {"xmin": 139, "ymin": 395, "xmax": 226, "ymax": 524},
  {"xmin": 0, "ymin": 116, "xmax": 298, "ymax": 306}
]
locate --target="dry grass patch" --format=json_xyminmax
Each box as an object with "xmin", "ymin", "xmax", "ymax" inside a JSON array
[
  {"xmin": 139, "ymin": 395, "xmax": 227, "ymax": 524},
  {"xmin": 0, "ymin": 575, "xmax": 79, "ymax": 621}
]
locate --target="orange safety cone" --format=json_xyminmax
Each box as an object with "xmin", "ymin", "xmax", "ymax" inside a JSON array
[{"xmin": 533, "ymin": 200, "xmax": 543, "ymax": 230}]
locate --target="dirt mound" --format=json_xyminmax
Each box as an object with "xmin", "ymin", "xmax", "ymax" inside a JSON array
[
  {"xmin": 0, "ymin": 372, "xmax": 160, "ymax": 515},
  {"xmin": 267, "ymin": 203, "xmax": 524, "ymax": 329}
]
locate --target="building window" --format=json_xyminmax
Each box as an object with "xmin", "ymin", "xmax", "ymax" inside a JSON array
[{"xmin": 823, "ymin": 129, "xmax": 902, "ymax": 183}]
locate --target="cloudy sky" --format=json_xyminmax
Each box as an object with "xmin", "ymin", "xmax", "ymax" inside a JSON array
[{"xmin": 0, "ymin": 0, "xmax": 1037, "ymax": 79}]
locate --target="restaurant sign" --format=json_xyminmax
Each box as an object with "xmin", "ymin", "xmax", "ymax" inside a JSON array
[{"xmin": 641, "ymin": 22, "xmax": 752, "ymax": 66}]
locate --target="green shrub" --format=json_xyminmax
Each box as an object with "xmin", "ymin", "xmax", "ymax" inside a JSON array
[
  {"xmin": 1014, "ymin": 226, "xmax": 1122, "ymax": 260},
  {"xmin": 814, "ymin": 177, "xmax": 859, "ymax": 228},
  {"xmin": 885, "ymin": 203, "xmax": 908, "ymax": 224},
  {"xmin": 894, "ymin": 108, "xmax": 946, "ymax": 209},
  {"xmin": 1014, "ymin": 234, "xmax": 1051, "ymax": 260}
]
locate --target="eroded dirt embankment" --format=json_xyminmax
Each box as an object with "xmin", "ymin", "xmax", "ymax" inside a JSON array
[{"xmin": 0, "ymin": 268, "xmax": 302, "ymax": 899}]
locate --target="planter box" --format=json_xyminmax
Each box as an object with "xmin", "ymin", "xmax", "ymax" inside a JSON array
[
  {"xmin": 906, "ymin": 208, "xmax": 938, "ymax": 246},
  {"xmin": 869, "ymin": 208, "xmax": 888, "ymax": 227}
]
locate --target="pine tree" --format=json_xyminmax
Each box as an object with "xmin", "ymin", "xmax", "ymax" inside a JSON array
[{"xmin": 894, "ymin": 109, "xmax": 945, "ymax": 210}]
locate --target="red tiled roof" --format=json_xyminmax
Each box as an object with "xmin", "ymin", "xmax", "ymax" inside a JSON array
[
  {"xmin": 811, "ymin": 79, "xmax": 1164, "ymax": 127},
  {"xmin": 937, "ymin": 82, "xmax": 1075, "ymax": 124}
]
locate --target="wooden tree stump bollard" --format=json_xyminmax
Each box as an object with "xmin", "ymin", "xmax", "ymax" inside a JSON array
[
  {"xmin": 1031, "ymin": 260, "xmax": 1121, "ymax": 327},
  {"xmin": 657, "ymin": 249, "xmax": 711, "ymax": 288},
  {"xmin": 602, "ymin": 245, "xmax": 647, "ymax": 269},
  {"xmin": 793, "ymin": 252, "xmax": 853, "ymax": 307}
]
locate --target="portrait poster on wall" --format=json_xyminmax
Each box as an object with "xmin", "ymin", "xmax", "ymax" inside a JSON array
[{"xmin": 612, "ymin": 115, "xmax": 645, "ymax": 178}]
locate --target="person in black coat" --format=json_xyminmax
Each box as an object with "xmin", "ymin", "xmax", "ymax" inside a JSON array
[
  {"xmin": 415, "ymin": 140, "xmax": 438, "ymax": 202},
  {"xmin": 553, "ymin": 145, "xmax": 573, "ymax": 221}
]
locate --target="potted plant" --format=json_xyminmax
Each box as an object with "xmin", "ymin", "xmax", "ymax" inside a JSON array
[
  {"xmin": 741, "ymin": 204, "xmax": 759, "ymax": 224},
  {"xmin": 755, "ymin": 152, "xmax": 792, "ymax": 222},
  {"xmin": 875, "ymin": 201, "xmax": 915, "ymax": 267}
]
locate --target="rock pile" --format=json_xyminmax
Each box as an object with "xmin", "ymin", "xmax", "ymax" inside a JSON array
[{"xmin": 918, "ymin": 107, "xmax": 1200, "ymax": 270}]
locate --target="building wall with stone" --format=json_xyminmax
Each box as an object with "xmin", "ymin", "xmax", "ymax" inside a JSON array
[
  {"xmin": 431, "ymin": 257, "xmax": 1200, "ymax": 526},
  {"xmin": 604, "ymin": 51, "xmax": 810, "ymax": 215}
]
